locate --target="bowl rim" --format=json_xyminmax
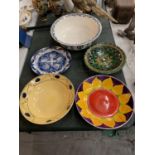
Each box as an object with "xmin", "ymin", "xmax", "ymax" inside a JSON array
[
  {"xmin": 50, "ymin": 13, "xmax": 102, "ymax": 47},
  {"xmin": 84, "ymin": 43, "xmax": 126, "ymax": 74}
]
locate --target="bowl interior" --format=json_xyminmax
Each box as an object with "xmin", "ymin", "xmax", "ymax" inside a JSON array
[{"xmin": 53, "ymin": 15, "xmax": 101, "ymax": 45}]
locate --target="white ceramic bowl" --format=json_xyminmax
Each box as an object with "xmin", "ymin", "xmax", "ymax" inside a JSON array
[{"xmin": 50, "ymin": 13, "xmax": 102, "ymax": 51}]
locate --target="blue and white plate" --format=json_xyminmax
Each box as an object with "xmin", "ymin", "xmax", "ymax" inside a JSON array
[{"xmin": 31, "ymin": 46, "xmax": 71, "ymax": 75}]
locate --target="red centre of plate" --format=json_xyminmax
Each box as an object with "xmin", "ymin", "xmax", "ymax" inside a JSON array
[{"xmin": 88, "ymin": 89, "xmax": 119, "ymax": 117}]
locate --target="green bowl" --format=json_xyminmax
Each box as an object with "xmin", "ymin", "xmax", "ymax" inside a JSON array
[{"xmin": 84, "ymin": 43, "xmax": 126, "ymax": 74}]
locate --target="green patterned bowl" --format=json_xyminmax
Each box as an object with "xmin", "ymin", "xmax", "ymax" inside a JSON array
[{"xmin": 84, "ymin": 43, "xmax": 126, "ymax": 74}]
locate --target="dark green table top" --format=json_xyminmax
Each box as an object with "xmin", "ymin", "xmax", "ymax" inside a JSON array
[{"xmin": 19, "ymin": 10, "xmax": 134, "ymax": 132}]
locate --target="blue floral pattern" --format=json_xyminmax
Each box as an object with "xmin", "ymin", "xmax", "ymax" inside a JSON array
[{"xmin": 31, "ymin": 47, "xmax": 71, "ymax": 75}]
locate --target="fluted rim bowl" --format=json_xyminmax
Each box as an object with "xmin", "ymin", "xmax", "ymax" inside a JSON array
[{"xmin": 50, "ymin": 13, "xmax": 102, "ymax": 50}]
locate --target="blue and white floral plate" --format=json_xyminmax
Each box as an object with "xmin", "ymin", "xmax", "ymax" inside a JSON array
[{"xmin": 31, "ymin": 46, "xmax": 71, "ymax": 75}]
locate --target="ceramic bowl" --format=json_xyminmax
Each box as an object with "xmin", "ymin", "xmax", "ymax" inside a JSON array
[
  {"xmin": 50, "ymin": 13, "xmax": 102, "ymax": 51},
  {"xmin": 84, "ymin": 43, "xmax": 126, "ymax": 74},
  {"xmin": 20, "ymin": 74, "xmax": 75, "ymax": 125},
  {"xmin": 75, "ymin": 75, "xmax": 134, "ymax": 129},
  {"xmin": 30, "ymin": 46, "xmax": 71, "ymax": 75}
]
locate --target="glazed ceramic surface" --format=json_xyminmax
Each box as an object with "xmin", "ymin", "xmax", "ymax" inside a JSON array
[
  {"xmin": 88, "ymin": 89, "xmax": 120, "ymax": 118},
  {"xmin": 31, "ymin": 46, "xmax": 71, "ymax": 75},
  {"xmin": 20, "ymin": 74, "xmax": 75, "ymax": 125},
  {"xmin": 50, "ymin": 13, "xmax": 102, "ymax": 50},
  {"xmin": 75, "ymin": 75, "xmax": 134, "ymax": 129},
  {"xmin": 84, "ymin": 43, "xmax": 126, "ymax": 74}
]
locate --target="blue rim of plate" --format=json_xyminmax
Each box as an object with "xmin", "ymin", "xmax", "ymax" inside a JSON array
[{"xmin": 30, "ymin": 46, "xmax": 71, "ymax": 75}]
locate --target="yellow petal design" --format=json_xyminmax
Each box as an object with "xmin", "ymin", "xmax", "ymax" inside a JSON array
[
  {"xmin": 81, "ymin": 109, "xmax": 91, "ymax": 119},
  {"xmin": 102, "ymin": 78, "xmax": 113, "ymax": 90},
  {"xmin": 83, "ymin": 81, "xmax": 93, "ymax": 94},
  {"xmin": 78, "ymin": 92, "xmax": 87, "ymax": 100},
  {"xmin": 92, "ymin": 77, "xmax": 102, "ymax": 89},
  {"xmin": 76, "ymin": 100, "xmax": 88, "ymax": 109},
  {"xmin": 114, "ymin": 113, "xmax": 126, "ymax": 122},
  {"xmin": 119, "ymin": 105, "xmax": 132, "ymax": 114},
  {"xmin": 81, "ymin": 110, "xmax": 103, "ymax": 126},
  {"xmin": 76, "ymin": 76, "xmax": 133, "ymax": 129},
  {"xmin": 119, "ymin": 94, "xmax": 131, "ymax": 104},
  {"xmin": 103, "ymin": 118, "xmax": 115, "ymax": 128},
  {"xmin": 112, "ymin": 85, "xmax": 124, "ymax": 95},
  {"xmin": 91, "ymin": 117, "xmax": 103, "ymax": 126}
]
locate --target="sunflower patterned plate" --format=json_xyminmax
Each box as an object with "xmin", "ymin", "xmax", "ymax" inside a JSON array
[
  {"xmin": 20, "ymin": 74, "xmax": 75, "ymax": 125},
  {"xmin": 84, "ymin": 43, "xmax": 126, "ymax": 74},
  {"xmin": 75, "ymin": 75, "xmax": 134, "ymax": 129},
  {"xmin": 31, "ymin": 46, "xmax": 71, "ymax": 75}
]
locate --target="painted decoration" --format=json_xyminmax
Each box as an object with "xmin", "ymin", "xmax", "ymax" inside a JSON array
[
  {"xmin": 20, "ymin": 74, "xmax": 75, "ymax": 125},
  {"xmin": 31, "ymin": 46, "xmax": 71, "ymax": 75},
  {"xmin": 84, "ymin": 43, "xmax": 126, "ymax": 74},
  {"xmin": 75, "ymin": 75, "xmax": 134, "ymax": 129}
]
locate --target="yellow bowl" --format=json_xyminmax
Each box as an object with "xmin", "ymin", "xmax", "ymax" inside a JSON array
[{"xmin": 20, "ymin": 74, "xmax": 75, "ymax": 125}]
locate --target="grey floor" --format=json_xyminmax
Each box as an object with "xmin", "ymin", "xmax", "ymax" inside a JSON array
[{"xmin": 20, "ymin": 126, "xmax": 134, "ymax": 155}]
